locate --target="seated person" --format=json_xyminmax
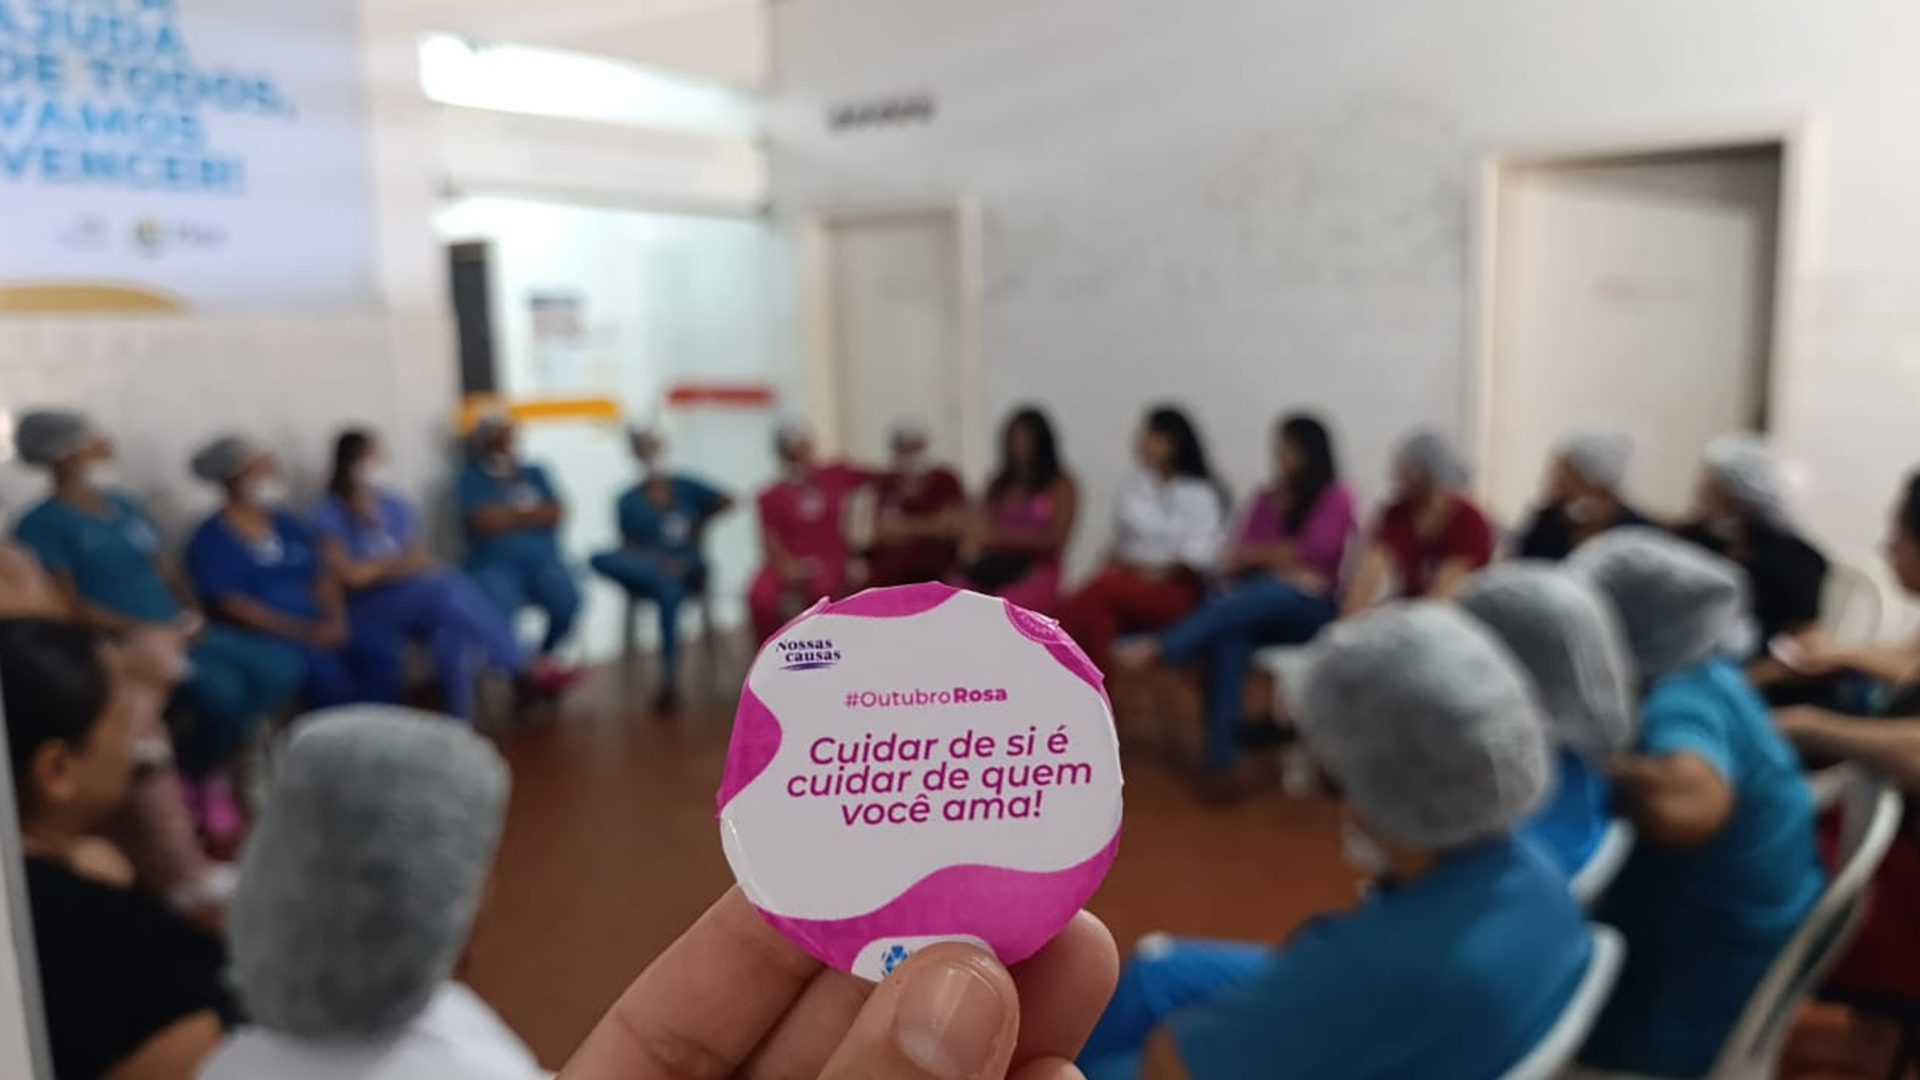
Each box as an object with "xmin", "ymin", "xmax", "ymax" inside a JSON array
[
  {"xmin": 747, "ymin": 423, "xmax": 873, "ymax": 642},
  {"xmin": 1458, "ymin": 563, "xmax": 1639, "ymax": 876},
  {"xmin": 1116, "ymin": 414, "xmax": 1354, "ymax": 785},
  {"xmin": 458, "ymin": 413, "xmax": 582, "ymax": 668},
  {"xmin": 1061, "ymin": 406, "xmax": 1226, "ymax": 673},
  {"xmin": 867, "ymin": 420, "xmax": 966, "ymax": 587},
  {"xmin": 185, "ymin": 435, "xmax": 401, "ymax": 710},
  {"xmin": 960, "ymin": 407, "xmax": 1079, "ymax": 615},
  {"xmin": 1516, "ymin": 430, "xmax": 1652, "ymax": 560},
  {"xmin": 3, "ymin": 617, "xmax": 235, "ymax": 1080},
  {"xmin": 1343, "ymin": 429, "xmax": 1495, "ymax": 617},
  {"xmin": 589, "ymin": 425, "xmax": 733, "ymax": 709},
  {"xmin": 315, "ymin": 427, "xmax": 571, "ymax": 722},
  {"xmin": 1772, "ymin": 469, "xmax": 1920, "ymax": 1003},
  {"xmin": 1079, "ymin": 605, "xmax": 1593, "ymax": 1080},
  {"xmin": 1673, "ymin": 435, "xmax": 1830, "ymax": 702},
  {"xmin": 13, "ymin": 410, "xmax": 306, "ymax": 841},
  {"xmin": 1570, "ymin": 529, "xmax": 1824, "ymax": 1077},
  {"xmin": 204, "ymin": 706, "xmax": 543, "ymax": 1079}
]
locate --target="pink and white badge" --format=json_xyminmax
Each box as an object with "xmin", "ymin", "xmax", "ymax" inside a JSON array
[{"xmin": 717, "ymin": 583, "xmax": 1124, "ymax": 981}]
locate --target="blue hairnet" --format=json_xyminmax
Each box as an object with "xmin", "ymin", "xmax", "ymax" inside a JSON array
[
  {"xmin": 1297, "ymin": 604, "xmax": 1550, "ymax": 850},
  {"xmin": 226, "ymin": 707, "xmax": 510, "ymax": 1038},
  {"xmin": 1568, "ymin": 527, "xmax": 1749, "ymax": 679},
  {"xmin": 1457, "ymin": 564, "xmax": 1638, "ymax": 758},
  {"xmin": 13, "ymin": 410, "xmax": 95, "ymax": 467},
  {"xmin": 1560, "ymin": 430, "xmax": 1636, "ymax": 491},
  {"xmin": 189, "ymin": 433, "xmax": 263, "ymax": 484},
  {"xmin": 1704, "ymin": 434, "xmax": 1792, "ymax": 527},
  {"xmin": 1398, "ymin": 429, "xmax": 1470, "ymax": 490}
]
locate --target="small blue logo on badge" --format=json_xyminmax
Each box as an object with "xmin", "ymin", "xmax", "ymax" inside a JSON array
[
  {"xmin": 778, "ymin": 637, "xmax": 842, "ymax": 672},
  {"xmin": 881, "ymin": 944, "xmax": 912, "ymax": 976}
]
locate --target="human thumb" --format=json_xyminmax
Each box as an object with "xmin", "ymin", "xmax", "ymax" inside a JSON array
[{"xmin": 818, "ymin": 943, "xmax": 1021, "ymax": 1080}]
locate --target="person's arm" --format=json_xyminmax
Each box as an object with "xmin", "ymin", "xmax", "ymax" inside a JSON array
[
  {"xmin": 1777, "ymin": 707, "xmax": 1920, "ymax": 794},
  {"xmin": 317, "ymin": 535, "xmax": 413, "ymax": 591},
  {"xmin": 1426, "ymin": 556, "xmax": 1479, "ymax": 600},
  {"xmin": 1341, "ymin": 545, "xmax": 1391, "ymax": 618},
  {"xmin": 1792, "ymin": 636, "xmax": 1920, "ymax": 686},
  {"xmin": 99, "ymin": 1010, "xmax": 223, "ymax": 1080},
  {"xmin": 1605, "ymin": 751, "xmax": 1736, "ymax": 849},
  {"xmin": 40, "ymin": 568, "xmax": 140, "ymax": 634}
]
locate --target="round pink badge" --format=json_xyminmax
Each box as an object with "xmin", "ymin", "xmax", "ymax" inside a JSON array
[{"xmin": 717, "ymin": 583, "xmax": 1124, "ymax": 980}]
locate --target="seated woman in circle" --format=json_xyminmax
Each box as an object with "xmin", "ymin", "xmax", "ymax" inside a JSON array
[
  {"xmin": 959, "ymin": 406, "xmax": 1079, "ymax": 617},
  {"xmin": 1515, "ymin": 430, "xmax": 1653, "ymax": 561},
  {"xmin": 746, "ymin": 423, "xmax": 875, "ymax": 643},
  {"xmin": 1343, "ymin": 429, "xmax": 1494, "ymax": 616}
]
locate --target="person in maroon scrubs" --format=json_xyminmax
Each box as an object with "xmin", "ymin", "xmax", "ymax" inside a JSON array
[{"xmin": 867, "ymin": 421, "xmax": 966, "ymax": 588}]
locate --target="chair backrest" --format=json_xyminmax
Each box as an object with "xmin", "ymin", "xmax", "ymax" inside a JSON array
[
  {"xmin": 1820, "ymin": 561, "xmax": 1885, "ymax": 649},
  {"xmin": 1570, "ymin": 821, "xmax": 1636, "ymax": 910},
  {"xmin": 1496, "ymin": 923, "xmax": 1628, "ymax": 1080},
  {"xmin": 1705, "ymin": 767, "xmax": 1904, "ymax": 1080}
]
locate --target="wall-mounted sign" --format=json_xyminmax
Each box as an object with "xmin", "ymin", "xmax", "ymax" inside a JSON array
[
  {"xmin": 0, "ymin": 0, "xmax": 374, "ymax": 313},
  {"xmin": 826, "ymin": 92, "xmax": 935, "ymax": 133}
]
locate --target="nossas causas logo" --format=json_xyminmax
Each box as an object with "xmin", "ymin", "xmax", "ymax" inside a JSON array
[{"xmin": 779, "ymin": 638, "xmax": 841, "ymax": 672}]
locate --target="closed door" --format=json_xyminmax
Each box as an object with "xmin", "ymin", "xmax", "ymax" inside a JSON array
[
  {"xmin": 1484, "ymin": 146, "xmax": 1782, "ymax": 521},
  {"xmin": 827, "ymin": 211, "xmax": 965, "ymax": 467}
]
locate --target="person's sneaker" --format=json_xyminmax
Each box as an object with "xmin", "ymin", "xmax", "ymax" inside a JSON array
[
  {"xmin": 521, "ymin": 656, "xmax": 583, "ymax": 700},
  {"xmin": 654, "ymin": 683, "xmax": 682, "ymax": 715},
  {"xmin": 200, "ymin": 774, "xmax": 245, "ymax": 845}
]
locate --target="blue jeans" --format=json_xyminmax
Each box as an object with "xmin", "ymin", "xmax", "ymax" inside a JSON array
[
  {"xmin": 175, "ymin": 625, "xmax": 308, "ymax": 776},
  {"xmin": 350, "ymin": 572, "xmax": 527, "ymax": 722},
  {"xmin": 1157, "ymin": 578, "xmax": 1338, "ymax": 773},
  {"xmin": 591, "ymin": 550, "xmax": 704, "ymax": 677},
  {"xmin": 469, "ymin": 554, "xmax": 582, "ymax": 654},
  {"xmin": 1081, "ymin": 938, "xmax": 1270, "ymax": 1080}
]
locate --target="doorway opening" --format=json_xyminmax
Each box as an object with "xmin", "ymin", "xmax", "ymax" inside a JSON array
[{"xmin": 1476, "ymin": 138, "xmax": 1793, "ymax": 522}]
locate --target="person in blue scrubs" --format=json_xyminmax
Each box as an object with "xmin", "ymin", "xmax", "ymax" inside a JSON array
[
  {"xmin": 590, "ymin": 426, "xmax": 733, "ymax": 711},
  {"xmin": 1458, "ymin": 563, "xmax": 1639, "ymax": 877},
  {"xmin": 313, "ymin": 428, "xmax": 568, "ymax": 723},
  {"xmin": 1080, "ymin": 605, "xmax": 1595, "ymax": 1080},
  {"xmin": 183, "ymin": 435, "xmax": 403, "ymax": 711},
  {"xmin": 1571, "ymin": 528, "xmax": 1824, "ymax": 1077},
  {"xmin": 458, "ymin": 415, "xmax": 582, "ymax": 669},
  {"xmin": 10, "ymin": 411, "xmax": 306, "ymax": 784}
]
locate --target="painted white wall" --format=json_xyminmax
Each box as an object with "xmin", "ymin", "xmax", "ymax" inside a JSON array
[
  {"xmin": 437, "ymin": 196, "xmax": 791, "ymax": 657},
  {"xmin": 392, "ymin": 0, "xmax": 768, "ymax": 87},
  {"xmin": 769, "ymin": 0, "xmax": 1920, "ymax": 587}
]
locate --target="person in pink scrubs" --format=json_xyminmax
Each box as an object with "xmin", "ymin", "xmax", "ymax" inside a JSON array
[{"xmin": 747, "ymin": 425, "xmax": 875, "ymax": 642}]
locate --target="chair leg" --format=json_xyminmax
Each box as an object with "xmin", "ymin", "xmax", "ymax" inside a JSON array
[
  {"xmin": 701, "ymin": 594, "xmax": 722, "ymax": 689},
  {"xmin": 622, "ymin": 596, "xmax": 640, "ymax": 665}
]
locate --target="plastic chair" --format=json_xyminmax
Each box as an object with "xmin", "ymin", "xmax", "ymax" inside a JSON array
[
  {"xmin": 621, "ymin": 581, "xmax": 725, "ymax": 687},
  {"xmin": 1821, "ymin": 561, "xmax": 1886, "ymax": 649},
  {"xmin": 1496, "ymin": 924, "xmax": 1628, "ymax": 1080},
  {"xmin": 1570, "ymin": 821, "xmax": 1636, "ymax": 910},
  {"xmin": 1578, "ymin": 766, "xmax": 1904, "ymax": 1080}
]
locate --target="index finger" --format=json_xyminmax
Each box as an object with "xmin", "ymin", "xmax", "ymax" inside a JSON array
[{"xmin": 560, "ymin": 887, "xmax": 821, "ymax": 1080}]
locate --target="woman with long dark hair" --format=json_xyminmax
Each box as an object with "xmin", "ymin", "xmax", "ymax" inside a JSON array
[
  {"xmin": 1116, "ymin": 413, "xmax": 1356, "ymax": 783},
  {"xmin": 1060, "ymin": 404, "xmax": 1226, "ymax": 673},
  {"xmin": 959, "ymin": 407, "xmax": 1079, "ymax": 615},
  {"xmin": 312, "ymin": 427, "xmax": 571, "ymax": 721}
]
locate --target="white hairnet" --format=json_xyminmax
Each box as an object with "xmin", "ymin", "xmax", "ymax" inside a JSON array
[
  {"xmin": 13, "ymin": 409, "xmax": 95, "ymax": 467},
  {"xmin": 773, "ymin": 418, "xmax": 812, "ymax": 457},
  {"xmin": 226, "ymin": 707, "xmax": 510, "ymax": 1038},
  {"xmin": 1704, "ymin": 434, "xmax": 1792, "ymax": 527},
  {"xmin": 1568, "ymin": 527, "xmax": 1748, "ymax": 679},
  {"xmin": 1296, "ymin": 604, "xmax": 1550, "ymax": 850},
  {"xmin": 1560, "ymin": 430, "xmax": 1636, "ymax": 492},
  {"xmin": 1457, "ymin": 564, "xmax": 1638, "ymax": 758},
  {"xmin": 189, "ymin": 433, "xmax": 264, "ymax": 484},
  {"xmin": 1398, "ymin": 429, "xmax": 1470, "ymax": 490}
]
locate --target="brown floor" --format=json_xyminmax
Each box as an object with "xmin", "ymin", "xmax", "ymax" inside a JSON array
[{"xmin": 465, "ymin": 658, "xmax": 1890, "ymax": 1077}]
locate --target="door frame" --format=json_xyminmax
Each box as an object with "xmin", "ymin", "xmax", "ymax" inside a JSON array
[
  {"xmin": 1468, "ymin": 118, "xmax": 1815, "ymax": 502},
  {"xmin": 800, "ymin": 200, "xmax": 985, "ymax": 479}
]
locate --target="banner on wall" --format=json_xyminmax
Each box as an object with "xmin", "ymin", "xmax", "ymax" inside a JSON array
[{"xmin": 0, "ymin": 0, "xmax": 374, "ymax": 313}]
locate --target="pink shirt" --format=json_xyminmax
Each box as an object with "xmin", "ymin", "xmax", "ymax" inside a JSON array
[
  {"xmin": 757, "ymin": 464, "xmax": 872, "ymax": 580},
  {"xmin": 1232, "ymin": 482, "xmax": 1358, "ymax": 587}
]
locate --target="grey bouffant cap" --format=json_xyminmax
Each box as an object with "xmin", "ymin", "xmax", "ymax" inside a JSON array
[
  {"xmin": 1457, "ymin": 563, "xmax": 1639, "ymax": 758},
  {"xmin": 1569, "ymin": 527, "xmax": 1749, "ymax": 680},
  {"xmin": 13, "ymin": 410, "xmax": 95, "ymax": 467},
  {"xmin": 226, "ymin": 707, "xmax": 511, "ymax": 1038},
  {"xmin": 1397, "ymin": 429, "xmax": 1471, "ymax": 491},
  {"xmin": 1296, "ymin": 604, "xmax": 1550, "ymax": 851},
  {"xmin": 1559, "ymin": 430, "xmax": 1636, "ymax": 492},
  {"xmin": 189, "ymin": 434, "xmax": 264, "ymax": 484}
]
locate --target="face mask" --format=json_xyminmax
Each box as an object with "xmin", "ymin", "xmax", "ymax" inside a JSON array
[
  {"xmin": 244, "ymin": 478, "xmax": 289, "ymax": 508},
  {"xmin": 1340, "ymin": 819, "xmax": 1389, "ymax": 878},
  {"xmin": 1566, "ymin": 495, "xmax": 1607, "ymax": 524},
  {"xmin": 354, "ymin": 462, "xmax": 389, "ymax": 489},
  {"xmin": 895, "ymin": 451, "xmax": 927, "ymax": 476},
  {"xmin": 85, "ymin": 461, "xmax": 123, "ymax": 489},
  {"xmin": 641, "ymin": 454, "xmax": 670, "ymax": 479},
  {"xmin": 483, "ymin": 452, "xmax": 514, "ymax": 476}
]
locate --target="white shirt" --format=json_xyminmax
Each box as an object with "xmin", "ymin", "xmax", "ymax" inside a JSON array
[
  {"xmin": 1112, "ymin": 469, "xmax": 1225, "ymax": 570},
  {"xmin": 201, "ymin": 982, "xmax": 547, "ymax": 1080}
]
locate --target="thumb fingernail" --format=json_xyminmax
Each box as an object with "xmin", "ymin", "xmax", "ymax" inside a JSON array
[{"xmin": 894, "ymin": 958, "xmax": 1010, "ymax": 1079}]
